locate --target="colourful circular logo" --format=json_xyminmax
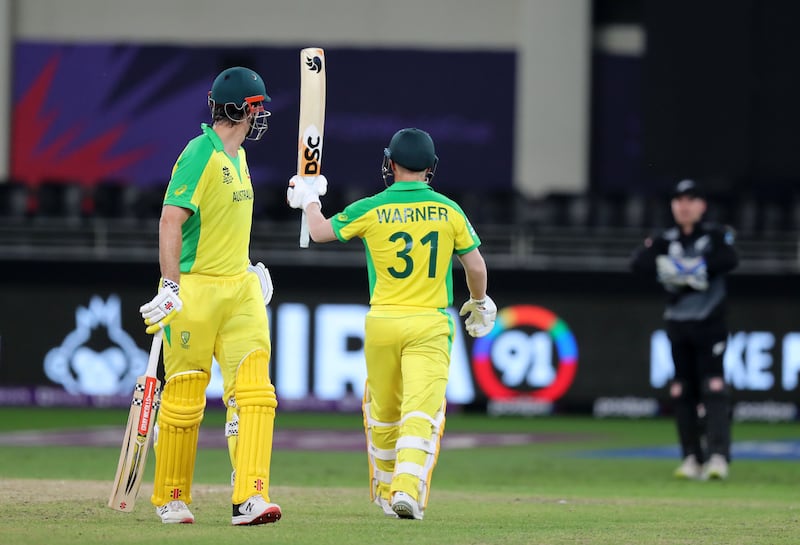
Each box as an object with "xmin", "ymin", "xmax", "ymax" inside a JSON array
[{"xmin": 471, "ymin": 305, "xmax": 578, "ymax": 402}]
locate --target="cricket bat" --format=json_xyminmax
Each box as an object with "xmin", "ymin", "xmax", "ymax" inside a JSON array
[
  {"xmin": 297, "ymin": 47, "xmax": 326, "ymax": 248},
  {"xmin": 108, "ymin": 330, "xmax": 163, "ymax": 512}
]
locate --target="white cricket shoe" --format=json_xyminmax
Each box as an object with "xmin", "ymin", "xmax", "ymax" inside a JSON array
[
  {"xmin": 391, "ymin": 491, "xmax": 424, "ymax": 520},
  {"xmin": 375, "ymin": 496, "xmax": 398, "ymax": 517},
  {"xmin": 155, "ymin": 500, "xmax": 195, "ymax": 524},
  {"xmin": 673, "ymin": 454, "xmax": 703, "ymax": 480},
  {"xmin": 232, "ymin": 494, "xmax": 282, "ymax": 526},
  {"xmin": 702, "ymin": 454, "xmax": 729, "ymax": 480}
]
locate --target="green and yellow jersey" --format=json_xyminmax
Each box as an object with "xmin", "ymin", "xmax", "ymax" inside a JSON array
[
  {"xmin": 331, "ymin": 181, "xmax": 480, "ymax": 308},
  {"xmin": 163, "ymin": 124, "xmax": 254, "ymax": 276}
]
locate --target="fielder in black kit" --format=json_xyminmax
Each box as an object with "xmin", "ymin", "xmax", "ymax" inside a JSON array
[{"xmin": 631, "ymin": 179, "xmax": 739, "ymax": 480}]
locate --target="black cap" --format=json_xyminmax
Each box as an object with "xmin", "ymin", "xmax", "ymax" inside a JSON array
[{"xmin": 671, "ymin": 179, "xmax": 704, "ymax": 199}]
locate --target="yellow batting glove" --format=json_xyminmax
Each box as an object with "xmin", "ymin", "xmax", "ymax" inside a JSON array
[{"xmin": 144, "ymin": 311, "xmax": 178, "ymax": 334}]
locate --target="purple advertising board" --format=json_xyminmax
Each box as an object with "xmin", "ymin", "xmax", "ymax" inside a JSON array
[{"xmin": 11, "ymin": 42, "xmax": 515, "ymax": 194}]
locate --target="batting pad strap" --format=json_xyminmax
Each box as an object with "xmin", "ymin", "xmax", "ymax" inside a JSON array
[
  {"xmin": 225, "ymin": 406, "xmax": 240, "ymax": 471},
  {"xmin": 369, "ymin": 443, "xmax": 397, "ymax": 461},
  {"xmin": 364, "ymin": 406, "xmax": 400, "ymax": 428},
  {"xmin": 375, "ymin": 469, "xmax": 394, "ymax": 484},
  {"xmin": 225, "ymin": 412, "xmax": 239, "ymax": 437},
  {"xmin": 396, "ymin": 435, "xmax": 436, "ymax": 454},
  {"xmin": 401, "ymin": 410, "xmax": 444, "ymax": 429},
  {"xmin": 395, "ymin": 461, "xmax": 425, "ymax": 480}
]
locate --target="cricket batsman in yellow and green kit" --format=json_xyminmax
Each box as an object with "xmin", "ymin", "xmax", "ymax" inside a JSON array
[
  {"xmin": 138, "ymin": 66, "xmax": 281, "ymax": 526},
  {"xmin": 286, "ymin": 128, "xmax": 497, "ymax": 520}
]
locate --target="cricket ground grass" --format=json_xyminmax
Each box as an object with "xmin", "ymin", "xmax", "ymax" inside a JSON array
[{"xmin": 0, "ymin": 407, "xmax": 797, "ymax": 545}]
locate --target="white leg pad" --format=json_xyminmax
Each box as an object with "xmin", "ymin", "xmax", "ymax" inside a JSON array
[
  {"xmin": 363, "ymin": 399, "xmax": 400, "ymax": 502},
  {"xmin": 395, "ymin": 403, "xmax": 446, "ymax": 508}
]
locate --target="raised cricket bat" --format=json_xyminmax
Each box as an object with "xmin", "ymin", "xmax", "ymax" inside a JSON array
[
  {"xmin": 297, "ymin": 47, "xmax": 326, "ymax": 248},
  {"xmin": 108, "ymin": 330, "xmax": 163, "ymax": 512}
]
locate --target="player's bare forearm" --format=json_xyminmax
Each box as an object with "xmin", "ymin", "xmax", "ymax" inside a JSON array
[
  {"xmin": 305, "ymin": 203, "xmax": 337, "ymax": 243},
  {"xmin": 159, "ymin": 205, "xmax": 191, "ymax": 282},
  {"xmin": 458, "ymin": 249, "xmax": 488, "ymax": 300}
]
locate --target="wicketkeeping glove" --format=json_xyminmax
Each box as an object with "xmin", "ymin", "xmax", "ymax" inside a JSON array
[
  {"xmin": 678, "ymin": 256, "xmax": 708, "ymax": 291},
  {"xmin": 459, "ymin": 295, "xmax": 498, "ymax": 338},
  {"xmin": 656, "ymin": 255, "xmax": 708, "ymax": 290},
  {"xmin": 655, "ymin": 255, "xmax": 686, "ymax": 287},
  {"xmin": 140, "ymin": 278, "xmax": 182, "ymax": 334},
  {"xmin": 247, "ymin": 261, "xmax": 274, "ymax": 305},
  {"xmin": 287, "ymin": 174, "xmax": 328, "ymax": 210}
]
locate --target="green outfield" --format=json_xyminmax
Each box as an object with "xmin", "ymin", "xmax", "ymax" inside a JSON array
[{"xmin": 0, "ymin": 407, "xmax": 798, "ymax": 545}]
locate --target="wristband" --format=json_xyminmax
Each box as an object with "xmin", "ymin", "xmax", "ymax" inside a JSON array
[{"xmin": 163, "ymin": 278, "xmax": 180, "ymax": 295}]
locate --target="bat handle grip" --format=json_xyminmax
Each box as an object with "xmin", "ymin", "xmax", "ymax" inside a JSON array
[
  {"xmin": 299, "ymin": 211, "xmax": 310, "ymax": 248},
  {"xmin": 144, "ymin": 330, "xmax": 163, "ymax": 377}
]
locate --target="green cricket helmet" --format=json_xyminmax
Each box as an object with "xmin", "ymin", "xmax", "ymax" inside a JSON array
[
  {"xmin": 208, "ymin": 66, "xmax": 272, "ymax": 140},
  {"xmin": 382, "ymin": 128, "xmax": 439, "ymax": 184}
]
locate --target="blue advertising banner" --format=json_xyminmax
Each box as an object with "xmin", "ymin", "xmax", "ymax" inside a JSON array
[{"xmin": 11, "ymin": 43, "xmax": 515, "ymax": 193}]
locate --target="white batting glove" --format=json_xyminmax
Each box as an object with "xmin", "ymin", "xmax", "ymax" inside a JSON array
[
  {"xmin": 140, "ymin": 278, "xmax": 182, "ymax": 334},
  {"xmin": 247, "ymin": 261, "xmax": 274, "ymax": 305},
  {"xmin": 287, "ymin": 174, "xmax": 328, "ymax": 210},
  {"xmin": 459, "ymin": 295, "xmax": 497, "ymax": 338}
]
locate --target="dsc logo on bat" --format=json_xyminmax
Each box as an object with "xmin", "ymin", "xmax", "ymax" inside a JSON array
[{"xmin": 301, "ymin": 125, "xmax": 322, "ymax": 175}]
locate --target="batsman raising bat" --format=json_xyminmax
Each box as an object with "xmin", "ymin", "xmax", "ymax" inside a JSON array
[
  {"xmin": 287, "ymin": 128, "xmax": 497, "ymax": 520},
  {"xmin": 138, "ymin": 66, "xmax": 281, "ymax": 526}
]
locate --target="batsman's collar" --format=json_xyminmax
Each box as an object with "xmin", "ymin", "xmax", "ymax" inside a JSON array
[
  {"xmin": 201, "ymin": 123, "xmax": 226, "ymax": 153},
  {"xmin": 387, "ymin": 181, "xmax": 432, "ymax": 191}
]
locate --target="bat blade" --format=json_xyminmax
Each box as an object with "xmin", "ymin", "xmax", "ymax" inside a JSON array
[
  {"xmin": 297, "ymin": 47, "xmax": 326, "ymax": 248},
  {"xmin": 108, "ymin": 332, "xmax": 163, "ymax": 512}
]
